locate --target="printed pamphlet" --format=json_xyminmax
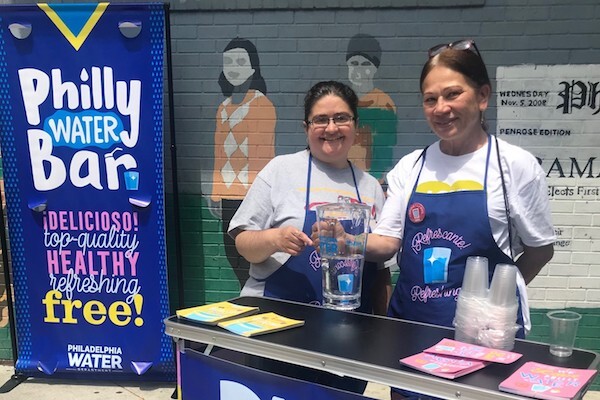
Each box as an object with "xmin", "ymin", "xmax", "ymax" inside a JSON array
[
  {"xmin": 424, "ymin": 338, "xmax": 522, "ymax": 364},
  {"xmin": 176, "ymin": 301, "xmax": 259, "ymax": 325},
  {"xmin": 400, "ymin": 352, "xmax": 488, "ymax": 379},
  {"xmin": 217, "ymin": 312, "xmax": 305, "ymax": 337},
  {"xmin": 498, "ymin": 361, "xmax": 598, "ymax": 400}
]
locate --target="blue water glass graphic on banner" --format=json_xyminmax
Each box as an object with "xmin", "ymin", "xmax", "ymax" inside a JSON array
[
  {"xmin": 423, "ymin": 247, "xmax": 451, "ymax": 283},
  {"xmin": 124, "ymin": 171, "xmax": 140, "ymax": 190}
]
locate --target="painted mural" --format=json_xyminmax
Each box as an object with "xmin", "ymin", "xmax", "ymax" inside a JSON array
[
  {"xmin": 346, "ymin": 34, "xmax": 397, "ymax": 182},
  {"xmin": 206, "ymin": 35, "xmax": 398, "ymax": 289},
  {"xmin": 210, "ymin": 38, "xmax": 276, "ymax": 288}
]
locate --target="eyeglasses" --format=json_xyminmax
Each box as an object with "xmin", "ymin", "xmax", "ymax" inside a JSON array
[
  {"xmin": 428, "ymin": 39, "xmax": 481, "ymax": 59},
  {"xmin": 307, "ymin": 113, "xmax": 355, "ymax": 128}
]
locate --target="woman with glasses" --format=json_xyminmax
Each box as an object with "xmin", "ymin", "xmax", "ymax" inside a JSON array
[
  {"xmin": 367, "ymin": 39, "xmax": 554, "ymax": 363},
  {"xmin": 228, "ymin": 80, "xmax": 390, "ymax": 394},
  {"xmin": 229, "ymin": 80, "xmax": 391, "ymax": 315}
]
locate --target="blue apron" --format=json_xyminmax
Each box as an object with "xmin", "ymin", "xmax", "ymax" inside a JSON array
[
  {"xmin": 388, "ymin": 136, "xmax": 524, "ymax": 335},
  {"xmin": 262, "ymin": 153, "xmax": 377, "ymax": 313}
]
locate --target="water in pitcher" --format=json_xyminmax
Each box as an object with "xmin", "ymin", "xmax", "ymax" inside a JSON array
[
  {"xmin": 322, "ymin": 254, "xmax": 364, "ymax": 310},
  {"xmin": 316, "ymin": 199, "xmax": 370, "ymax": 311}
]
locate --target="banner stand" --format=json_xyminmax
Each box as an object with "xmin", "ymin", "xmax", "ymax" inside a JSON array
[
  {"xmin": 164, "ymin": 3, "xmax": 185, "ymax": 313},
  {"xmin": 164, "ymin": 3, "xmax": 183, "ymax": 398},
  {"xmin": 0, "ymin": 190, "xmax": 27, "ymax": 393},
  {"xmin": 0, "ymin": 2, "xmax": 179, "ymax": 391}
]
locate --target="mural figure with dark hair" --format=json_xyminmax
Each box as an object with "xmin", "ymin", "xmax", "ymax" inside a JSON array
[
  {"xmin": 346, "ymin": 33, "xmax": 397, "ymax": 182},
  {"xmin": 211, "ymin": 38, "xmax": 276, "ymax": 288}
]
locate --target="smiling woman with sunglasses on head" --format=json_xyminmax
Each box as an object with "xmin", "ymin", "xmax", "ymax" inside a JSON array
[{"xmin": 366, "ymin": 42, "xmax": 554, "ymax": 399}]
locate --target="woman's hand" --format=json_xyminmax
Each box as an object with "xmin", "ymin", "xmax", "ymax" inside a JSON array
[
  {"xmin": 310, "ymin": 222, "xmax": 322, "ymax": 251},
  {"xmin": 275, "ymin": 226, "xmax": 313, "ymax": 256},
  {"xmin": 234, "ymin": 227, "xmax": 312, "ymax": 264},
  {"xmin": 310, "ymin": 220, "xmax": 347, "ymax": 254}
]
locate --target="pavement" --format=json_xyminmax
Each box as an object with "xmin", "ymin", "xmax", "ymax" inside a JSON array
[
  {"xmin": 0, "ymin": 364, "xmax": 176, "ymax": 400},
  {"xmin": 0, "ymin": 363, "xmax": 597, "ymax": 399}
]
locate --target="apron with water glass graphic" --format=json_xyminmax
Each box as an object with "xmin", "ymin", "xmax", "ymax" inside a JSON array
[{"xmin": 388, "ymin": 138, "xmax": 525, "ymax": 334}]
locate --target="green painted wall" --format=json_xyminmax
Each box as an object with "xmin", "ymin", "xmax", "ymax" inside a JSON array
[{"xmin": 0, "ymin": 326, "xmax": 12, "ymax": 360}]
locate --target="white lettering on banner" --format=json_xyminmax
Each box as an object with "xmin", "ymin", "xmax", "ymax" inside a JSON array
[
  {"xmin": 18, "ymin": 66, "xmax": 142, "ymax": 191},
  {"xmin": 28, "ymin": 129, "xmax": 137, "ymax": 191},
  {"xmin": 67, "ymin": 344, "xmax": 123, "ymax": 354},
  {"xmin": 66, "ymin": 343, "xmax": 123, "ymax": 371},
  {"xmin": 67, "ymin": 352, "xmax": 122, "ymax": 369},
  {"xmin": 219, "ymin": 380, "xmax": 286, "ymax": 400},
  {"xmin": 18, "ymin": 67, "xmax": 141, "ymax": 144}
]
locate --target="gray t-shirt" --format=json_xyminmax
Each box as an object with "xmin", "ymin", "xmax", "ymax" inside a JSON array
[{"xmin": 228, "ymin": 149, "xmax": 386, "ymax": 297}]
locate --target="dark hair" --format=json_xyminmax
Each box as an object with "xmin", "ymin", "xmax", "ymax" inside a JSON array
[
  {"xmin": 303, "ymin": 81, "xmax": 358, "ymax": 123},
  {"xmin": 419, "ymin": 49, "xmax": 491, "ymax": 93},
  {"xmin": 346, "ymin": 33, "xmax": 381, "ymax": 68},
  {"xmin": 218, "ymin": 38, "xmax": 267, "ymax": 97}
]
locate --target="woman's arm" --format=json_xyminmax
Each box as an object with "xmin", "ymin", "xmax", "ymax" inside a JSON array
[
  {"xmin": 233, "ymin": 227, "xmax": 313, "ymax": 264},
  {"xmin": 515, "ymin": 243, "xmax": 554, "ymax": 284},
  {"xmin": 366, "ymin": 233, "xmax": 401, "ymax": 262}
]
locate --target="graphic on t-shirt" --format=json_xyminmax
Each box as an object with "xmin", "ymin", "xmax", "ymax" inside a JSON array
[
  {"xmin": 423, "ymin": 247, "xmax": 451, "ymax": 284},
  {"xmin": 417, "ymin": 180, "xmax": 482, "ymax": 194}
]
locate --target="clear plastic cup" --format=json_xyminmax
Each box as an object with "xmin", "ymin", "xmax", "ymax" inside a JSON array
[
  {"xmin": 547, "ymin": 310, "xmax": 581, "ymax": 357},
  {"xmin": 462, "ymin": 256, "xmax": 489, "ymax": 297},
  {"xmin": 488, "ymin": 263, "xmax": 518, "ymax": 306},
  {"xmin": 454, "ymin": 295, "xmax": 487, "ymax": 344}
]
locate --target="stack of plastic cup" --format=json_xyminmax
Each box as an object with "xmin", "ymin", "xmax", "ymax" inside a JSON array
[
  {"xmin": 478, "ymin": 263, "xmax": 520, "ymax": 350},
  {"xmin": 454, "ymin": 256, "xmax": 489, "ymax": 344},
  {"xmin": 488, "ymin": 263, "xmax": 518, "ymax": 306},
  {"xmin": 461, "ymin": 256, "xmax": 490, "ymax": 298}
]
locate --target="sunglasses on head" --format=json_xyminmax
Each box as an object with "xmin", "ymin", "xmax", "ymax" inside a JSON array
[{"xmin": 428, "ymin": 39, "xmax": 481, "ymax": 59}]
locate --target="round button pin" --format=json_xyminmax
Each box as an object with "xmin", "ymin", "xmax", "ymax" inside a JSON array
[{"xmin": 408, "ymin": 202, "xmax": 425, "ymax": 223}]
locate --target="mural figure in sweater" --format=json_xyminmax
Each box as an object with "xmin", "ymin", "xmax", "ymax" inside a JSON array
[{"xmin": 211, "ymin": 38, "xmax": 276, "ymax": 288}]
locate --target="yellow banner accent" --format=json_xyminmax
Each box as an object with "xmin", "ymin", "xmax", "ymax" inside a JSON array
[{"xmin": 38, "ymin": 2, "xmax": 109, "ymax": 51}]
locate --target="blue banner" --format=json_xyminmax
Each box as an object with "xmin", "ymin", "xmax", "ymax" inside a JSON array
[
  {"xmin": 180, "ymin": 349, "xmax": 371, "ymax": 400},
  {"xmin": 0, "ymin": 3, "xmax": 173, "ymax": 380}
]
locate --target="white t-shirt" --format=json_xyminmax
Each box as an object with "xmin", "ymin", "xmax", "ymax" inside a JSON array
[
  {"xmin": 375, "ymin": 137, "xmax": 555, "ymax": 333},
  {"xmin": 374, "ymin": 137, "xmax": 556, "ymax": 259},
  {"xmin": 229, "ymin": 149, "xmax": 387, "ymax": 297}
]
